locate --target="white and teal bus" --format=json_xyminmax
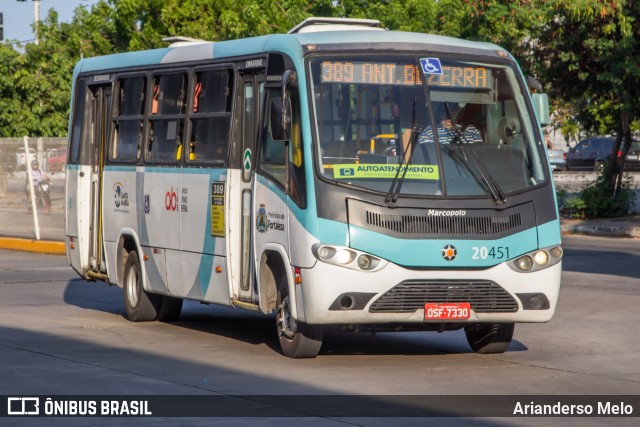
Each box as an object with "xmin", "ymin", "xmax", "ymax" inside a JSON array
[{"xmin": 65, "ymin": 18, "xmax": 562, "ymax": 358}]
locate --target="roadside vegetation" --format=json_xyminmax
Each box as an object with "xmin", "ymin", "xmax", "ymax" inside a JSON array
[
  {"xmin": 3, "ymin": 0, "xmax": 640, "ymax": 217},
  {"xmin": 558, "ymin": 170, "xmax": 635, "ymax": 219}
]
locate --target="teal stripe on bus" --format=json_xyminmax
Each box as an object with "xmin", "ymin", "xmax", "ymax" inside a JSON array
[
  {"xmin": 537, "ymin": 219, "xmax": 562, "ymax": 247},
  {"xmin": 348, "ymin": 225, "xmax": 539, "ymax": 268}
]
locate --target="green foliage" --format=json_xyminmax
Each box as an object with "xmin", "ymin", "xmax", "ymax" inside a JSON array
[
  {"xmin": 562, "ymin": 196, "xmax": 588, "ymax": 219},
  {"xmin": 537, "ymin": 1, "xmax": 640, "ymax": 186},
  {"xmin": 1, "ymin": 0, "xmax": 548, "ymax": 137},
  {"xmin": 580, "ymin": 173, "xmax": 636, "ymax": 218},
  {"xmin": 560, "ymin": 173, "xmax": 636, "ymax": 219},
  {"xmin": 1, "ymin": 0, "xmax": 639, "ymax": 217}
]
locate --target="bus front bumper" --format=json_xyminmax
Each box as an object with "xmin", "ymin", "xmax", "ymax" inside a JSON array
[{"xmin": 295, "ymin": 260, "xmax": 561, "ymax": 325}]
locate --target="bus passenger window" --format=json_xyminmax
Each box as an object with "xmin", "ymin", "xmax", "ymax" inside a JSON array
[
  {"xmin": 188, "ymin": 69, "xmax": 233, "ymax": 163},
  {"xmin": 288, "ymin": 92, "xmax": 306, "ymax": 208},
  {"xmin": 112, "ymin": 76, "xmax": 146, "ymax": 161},
  {"xmin": 260, "ymin": 90, "xmax": 287, "ymax": 186},
  {"xmin": 69, "ymin": 79, "xmax": 87, "ymax": 164},
  {"xmin": 147, "ymin": 73, "xmax": 187, "ymax": 162}
]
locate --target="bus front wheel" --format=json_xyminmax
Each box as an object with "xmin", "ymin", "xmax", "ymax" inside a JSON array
[
  {"xmin": 464, "ymin": 323, "xmax": 514, "ymax": 354},
  {"xmin": 276, "ymin": 290, "xmax": 323, "ymax": 358},
  {"xmin": 123, "ymin": 251, "xmax": 160, "ymax": 322},
  {"xmin": 156, "ymin": 296, "xmax": 183, "ymax": 322}
]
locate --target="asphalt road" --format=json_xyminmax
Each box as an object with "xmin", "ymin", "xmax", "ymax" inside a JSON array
[{"xmin": 0, "ymin": 235, "xmax": 639, "ymax": 425}]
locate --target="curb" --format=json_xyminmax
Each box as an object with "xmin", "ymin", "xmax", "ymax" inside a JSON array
[
  {"xmin": 0, "ymin": 237, "xmax": 65, "ymax": 255},
  {"xmin": 561, "ymin": 224, "xmax": 640, "ymax": 238}
]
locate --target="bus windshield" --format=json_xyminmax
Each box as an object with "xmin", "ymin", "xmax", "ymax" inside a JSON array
[{"xmin": 309, "ymin": 55, "xmax": 547, "ymax": 198}]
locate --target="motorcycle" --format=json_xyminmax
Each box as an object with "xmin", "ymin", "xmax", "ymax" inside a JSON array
[{"xmin": 25, "ymin": 180, "xmax": 52, "ymax": 214}]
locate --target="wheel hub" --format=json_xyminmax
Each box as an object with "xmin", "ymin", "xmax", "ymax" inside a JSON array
[{"xmin": 278, "ymin": 296, "xmax": 296, "ymax": 339}]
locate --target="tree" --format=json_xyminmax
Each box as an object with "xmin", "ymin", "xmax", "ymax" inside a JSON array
[
  {"xmin": 2, "ymin": 0, "xmax": 638, "ymax": 216},
  {"xmin": 536, "ymin": 0, "xmax": 640, "ymax": 200}
]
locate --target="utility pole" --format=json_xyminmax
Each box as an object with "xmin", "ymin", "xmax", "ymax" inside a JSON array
[{"xmin": 34, "ymin": 0, "xmax": 40, "ymax": 45}]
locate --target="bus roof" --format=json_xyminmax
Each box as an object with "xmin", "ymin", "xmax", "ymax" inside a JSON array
[{"xmin": 73, "ymin": 24, "xmax": 507, "ymax": 76}]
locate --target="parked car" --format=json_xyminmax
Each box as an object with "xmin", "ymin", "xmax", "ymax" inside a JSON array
[
  {"xmin": 15, "ymin": 147, "xmax": 37, "ymax": 171},
  {"xmin": 547, "ymin": 148, "xmax": 567, "ymax": 171},
  {"xmin": 623, "ymin": 140, "xmax": 640, "ymax": 171},
  {"xmin": 566, "ymin": 137, "xmax": 615, "ymax": 172},
  {"xmin": 46, "ymin": 147, "xmax": 67, "ymax": 172}
]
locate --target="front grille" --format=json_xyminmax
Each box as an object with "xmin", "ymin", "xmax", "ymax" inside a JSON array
[
  {"xmin": 365, "ymin": 211, "xmax": 522, "ymax": 236},
  {"xmin": 369, "ymin": 280, "xmax": 518, "ymax": 313}
]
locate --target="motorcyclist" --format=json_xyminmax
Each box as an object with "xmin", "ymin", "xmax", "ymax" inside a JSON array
[{"xmin": 25, "ymin": 159, "xmax": 52, "ymax": 203}]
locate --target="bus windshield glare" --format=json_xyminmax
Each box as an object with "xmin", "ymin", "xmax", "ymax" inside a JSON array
[{"xmin": 309, "ymin": 56, "xmax": 547, "ymax": 198}]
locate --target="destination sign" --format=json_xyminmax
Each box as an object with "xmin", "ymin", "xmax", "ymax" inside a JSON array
[{"xmin": 320, "ymin": 61, "xmax": 491, "ymax": 89}]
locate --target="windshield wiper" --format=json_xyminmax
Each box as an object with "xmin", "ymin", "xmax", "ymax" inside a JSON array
[
  {"xmin": 385, "ymin": 97, "xmax": 421, "ymax": 205},
  {"xmin": 444, "ymin": 103, "xmax": 507, "ymax": 205},
  {"xmin": 444, "ymin": 145, "xmax": 506, "ymax": 204}
]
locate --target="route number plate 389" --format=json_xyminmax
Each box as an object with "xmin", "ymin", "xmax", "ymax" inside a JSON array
[{"xmin": 424, "ymin": 303, "xmax": 471, "ymax": 320}]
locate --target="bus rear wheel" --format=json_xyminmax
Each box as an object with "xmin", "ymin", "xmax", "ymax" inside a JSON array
[
  {"xmin": 276, "ymin": 291, "xmax": 323, "ymax": 358},
  {"xmin": 464, "ymin": 323, "xmax": 514, "ymax": 354},
  {"xmin": 123, "ymin": 251, "xmax": 160, "ymax": 322}
]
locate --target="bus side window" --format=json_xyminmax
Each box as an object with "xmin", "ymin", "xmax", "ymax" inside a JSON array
[
  {"xmin": 188, "ymin": 69, "xmax": 233, "ymax": 163},
  {"xmin": 260, "ymin": 90, "xmax": 287, "ymax": 186},
  {"xmin": 288, "ymin": 92, "xmax": 306, "ymax": 208},
  {"xmin": 68, "ymin": 79, "xmax": 87, "ymax": 164},
  {"xmin": 111, "ymin": 76, "xmax": 146, "ymax": 161},
  {"xmin": 147, "ymin": 73, "xmax": 187, "ymax": 162}
]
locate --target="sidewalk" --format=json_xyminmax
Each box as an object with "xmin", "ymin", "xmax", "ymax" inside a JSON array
[
  {"xmin": 560, "ymin": 214, "xmax": 640, "ymax": 238},
  {"xmin": 0, "ymin": 237, "xmax": 65, "ymax": 255}
]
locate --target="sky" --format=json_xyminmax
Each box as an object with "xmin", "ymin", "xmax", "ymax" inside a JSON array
[{"xmin": 1, "ymin": 0, "xmax": 100, "ymax": 44}]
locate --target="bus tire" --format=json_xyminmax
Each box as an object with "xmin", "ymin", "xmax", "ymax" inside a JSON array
[
  {"xmin": 464, "ymin": 323, "xmax": 514, "ymax": 354},
  {"xmin": 276, "ymin": 279, "xmax": 323, "ymax": 358},
  {"xmin": 156, "ymin": 296, "xmax": 183, "ymax": 322},
  {"xmin": 123, "ymin": 251, "xmax": 160, "ymax": 322}
]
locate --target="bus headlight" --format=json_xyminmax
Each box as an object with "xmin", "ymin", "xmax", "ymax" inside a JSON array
[
  {"xmin": 311, "ymin": 244, "xmax": 386, "ymax": 272},
  {"xmin": 549, "ymin": 246, "xmax": 563, "ymax": 259},
  {"xmin": 515, "ymin": 255, "xmax": 533, "ymax": 271},
  {"xmin": 336, "ymin": 249, "xmax": 354, "ymax": 265},
  {"xmin": 357, "ymin": 254, "xmax": 372, "ymax": 270},
  {"xmin": 534, "ymin": 250, "xmax": 548, "ymax": 266},
  {"xmin": 508, "ymin": 245, "xmax": 562, "ymax": 273},
  {"xmin": 316, "ymin": 246, "xmax": 335, "ymax": 261}
]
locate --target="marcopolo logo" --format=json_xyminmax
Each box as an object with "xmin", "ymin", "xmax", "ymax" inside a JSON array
[{"xmin": 427, "ymin": 209, "xmax": 467, "ymax": 217}]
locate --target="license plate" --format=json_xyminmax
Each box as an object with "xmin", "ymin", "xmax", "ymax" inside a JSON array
[
  {"xmin": 626, "ymin": 155, "xmax": 639, "ymax": 161},
  {"xmin": 424, "ymin": 303, "xmax": 471, "ymax": 320}
]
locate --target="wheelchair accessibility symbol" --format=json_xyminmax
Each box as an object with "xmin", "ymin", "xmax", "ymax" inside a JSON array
[{"xmin": 419, "ymin": 58, "xmax": 443, "ymax": 75}]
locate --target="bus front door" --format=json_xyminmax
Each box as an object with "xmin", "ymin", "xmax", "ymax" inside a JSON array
[{"xmin": 233, "ymin": 73, "xmax": 261, "ymax": 303}]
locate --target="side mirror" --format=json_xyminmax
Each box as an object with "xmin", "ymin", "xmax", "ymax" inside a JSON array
[
  {"xmin": 531, "ymin": 93, "xmax": 550, "ymax": 127},
  {"xmin": 270, "ymin": 96, "xmax": 291, "ymax": 141}
]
